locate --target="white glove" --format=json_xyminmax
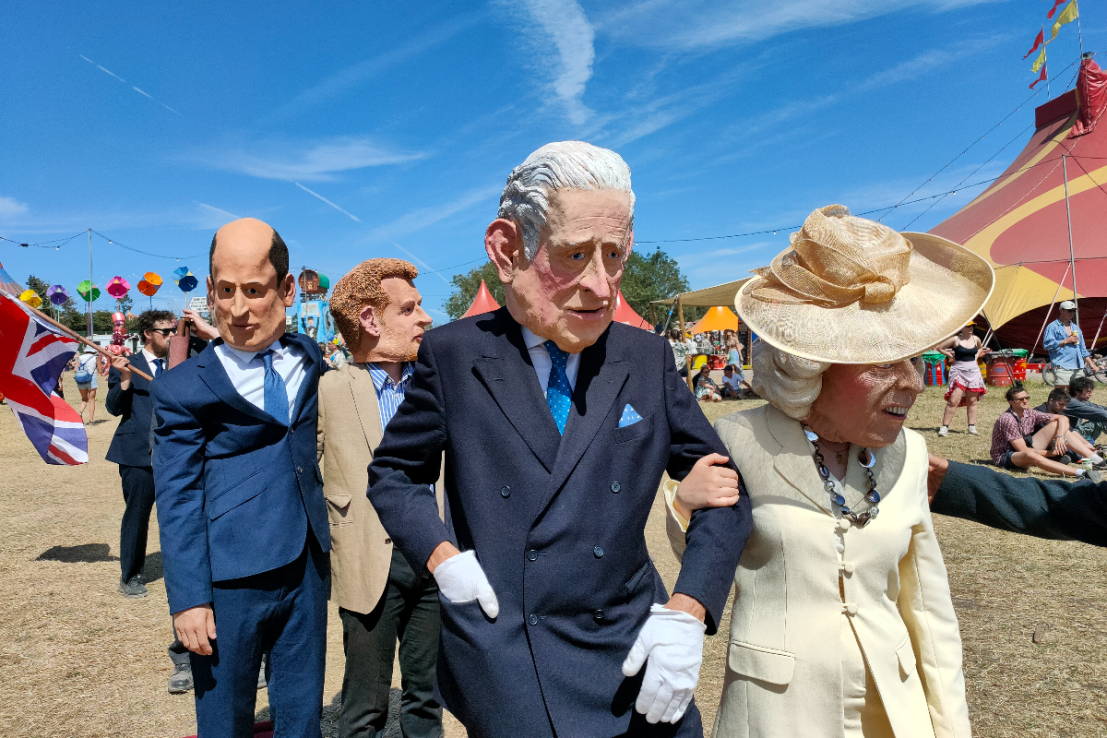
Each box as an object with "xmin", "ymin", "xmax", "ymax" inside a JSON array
[
  {"xmin": 621, "ymin": 604, "xmax": 706, "ymax": 724},
  {"xmin": 432, "ymin": 550, "xmax": 499, "ymax": 618}
]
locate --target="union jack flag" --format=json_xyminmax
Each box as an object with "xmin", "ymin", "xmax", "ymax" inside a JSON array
[{"xmin": 0, "ymin": 291, "xmax": 88, "ymax": 465}]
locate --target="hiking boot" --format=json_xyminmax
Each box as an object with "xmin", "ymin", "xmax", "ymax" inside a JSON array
[
  {"xmin": 118, "ymin": 576, "xmax": 148, "ymax": 599},
  {"xmin": 168, "ymin": 662, "xmax": 193, "ymax": 694}
]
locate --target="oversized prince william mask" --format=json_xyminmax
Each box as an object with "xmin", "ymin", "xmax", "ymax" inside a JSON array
[{"xmin": 485, "ymin": 141, "xmax": 635, "ymax": 354}]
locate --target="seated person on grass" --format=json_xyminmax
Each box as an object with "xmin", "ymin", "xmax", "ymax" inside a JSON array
[
  {"xmin": 991, "ymin": 384, "xmax": 1103, "ymax": 479},
  {"xmin": 693, "ymin": 363, "xmax": 723, "ymax": 403},
  {"xmin": 1033, "ymin": 387, "xmax": 1070, "ymax": 415},
  {"xmin": 719, "ymin": 365, "xmax": 754, "ymax": 399},
  {"xmin": 1066, "ymin": 376, "xmax": 1107, "ymax": 448}
]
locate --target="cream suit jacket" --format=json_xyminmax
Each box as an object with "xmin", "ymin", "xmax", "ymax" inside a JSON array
[
  {"xmin": 667, "ymin": 404, "xmax": 970, "ymax": 738},
  {"xmin": 317, "ymin": 363, "xmax": 445, "ymax": 615}
]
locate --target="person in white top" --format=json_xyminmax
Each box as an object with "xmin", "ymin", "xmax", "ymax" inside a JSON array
[{"xmin": 666, "ymin": 206, "xmax": 992, "ymax": 738}]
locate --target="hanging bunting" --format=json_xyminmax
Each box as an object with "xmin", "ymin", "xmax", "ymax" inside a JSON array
[
  {"xmin": 1031, "ymin": 46, "xmax": 1047, "ymax": 74},
  {"xmin": 1050, "ymin": 0, "xmax": 1078, "ymax": 40},
  {"xmin": 1023, "ymin": 28, "xmax": 1044, "ymax": 59},
  {"xmin": 1031, "ymin": 63, "xmax": 1048, "ymax": 89},
  {"xmin": 1046, "ymin": 0, "xmax": 1067, "ymax": 20}
]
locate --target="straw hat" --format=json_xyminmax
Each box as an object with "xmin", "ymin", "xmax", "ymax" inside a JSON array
[{"xmin": 735, "ymin": 205, "xmax": 994, "ymax": 364}]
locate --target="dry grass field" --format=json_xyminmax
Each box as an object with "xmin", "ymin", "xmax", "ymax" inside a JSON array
[{"xmin": 1, "ymin": 371, "xmax": 1105, "ymax": 737}]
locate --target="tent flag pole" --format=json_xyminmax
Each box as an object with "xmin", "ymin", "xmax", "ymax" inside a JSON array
[
  {"xmin": 1032, "ymin": 262, "xmax": 1070, "ymax": 355},
  {"xmin": 1090, "ymin": 309, "xmax": 1107, "ymax": 352},
  {"xmin": 677, "ymin": 296, "xmax": 693, "ymax": 391},
  {"xmin": 1063, "ymin": 155, "xmax": 1080, "ymax": 325}
]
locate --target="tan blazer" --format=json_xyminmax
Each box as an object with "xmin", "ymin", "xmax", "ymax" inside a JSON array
[
  {"xmin": 317, "ymin": 363, "xmax": 444, "ymax": 615},
  {"xmin": 667, "ymin": 404, "xmax": 970, "ymax": 738}
]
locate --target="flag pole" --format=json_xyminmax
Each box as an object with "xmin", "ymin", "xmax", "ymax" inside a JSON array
[
  {"xmin": 1062, "ymin": 155, "xmax": 1080, "ymax": 326},
  {"xmin": 22, "ymin": 299, "xmax": 153, "ymax": 381},
  {"xmin": 86, "ymin": 228, "xmax": 93, "ymax": 342}
]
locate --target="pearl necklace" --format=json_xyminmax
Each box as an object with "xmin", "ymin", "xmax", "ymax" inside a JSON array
[{"xmin": 803, "ymin": 426, "xmax": 881, "ymax": 527}]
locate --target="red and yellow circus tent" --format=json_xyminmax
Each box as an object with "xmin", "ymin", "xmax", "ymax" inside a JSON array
[{"xmin": 931, "ymin": 56, "xmax": 1107, "ymax": 349}]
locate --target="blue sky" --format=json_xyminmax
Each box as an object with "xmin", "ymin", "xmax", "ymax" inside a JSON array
[{"xmin": 2, "ymin": 1, "xmax": 1101, "ymax": 320}]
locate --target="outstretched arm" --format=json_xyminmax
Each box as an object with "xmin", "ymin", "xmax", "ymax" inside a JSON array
[{"xmin": 929, "ymin": 456, "xmax": 1107, "ymax": 544}]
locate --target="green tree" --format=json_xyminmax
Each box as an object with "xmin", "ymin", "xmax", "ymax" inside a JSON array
[
  {"xmin": 620, "ymin": 248, "xmax": 704, "ymax": 325},
  {"xmin": 444, "ymin": 262, "xmax": 504, "ymax": 320}
]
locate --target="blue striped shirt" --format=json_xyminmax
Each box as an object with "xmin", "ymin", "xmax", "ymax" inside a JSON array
[{"xmin": 366, "ymin": 362, "xmax": 414, "ymax": 430}]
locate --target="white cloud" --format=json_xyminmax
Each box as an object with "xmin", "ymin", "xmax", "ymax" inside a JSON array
[
  {"xmin": 0, "ymin": 196, "xmax": 29, "ymax": 219},
  {"xmin": 293, "ymin": 183, "xmax": 362, "ymax": 223},
  {"xmin": 518, "ymin": 0, "xmax": 596, "ymax": 124},
  {"xmin": 594, "ymin": 0, "xmax": 1001, "ymax": 50},
  {"xmin": 193, "ymin": 201, "xmax": 241, "ymax": 229},
  {"xmin": 191, "ymin": 136, "xmax": 425, "ymax": 182}
]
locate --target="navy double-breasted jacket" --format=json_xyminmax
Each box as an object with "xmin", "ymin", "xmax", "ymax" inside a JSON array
[{"xmin": 368, "ymin": 308, "xmax": 751, "ymax": 738}]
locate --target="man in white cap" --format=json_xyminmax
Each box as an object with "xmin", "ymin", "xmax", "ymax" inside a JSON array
[{"xmin": 1043, "ymin": 301, "xmax": 1099, "ymax": 388}]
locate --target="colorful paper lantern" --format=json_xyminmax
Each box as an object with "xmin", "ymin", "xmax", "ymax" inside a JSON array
[
  {"xmin": 106, "ymin": 276, "xmax": 131, "ymax": 299},
  {"xmin": 77, "ymin": 280, "xmax": 101, "ymax": 302},
  {"xmin": 174, "ymin": 267, "xmax": 198, "ymax": 293},
  {"xmin": 137, "ymin": 272, "xmax": 162, "ymax": 296},
  {"xmin": 19, "ymin": 289, "xmax": 43, "ymax": 309},
  {"xmin": 47, "ymin": 285, "xmax": 69, "ymax": 306}
]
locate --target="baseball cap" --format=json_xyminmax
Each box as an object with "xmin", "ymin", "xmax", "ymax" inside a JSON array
[{"xmin": 1060, "ymin": 300, "xmax": 1076, "ymax": 310}]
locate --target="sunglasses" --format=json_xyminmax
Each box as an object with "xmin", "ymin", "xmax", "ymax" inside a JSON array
[
  {"xmin": 148, "ymin": 328, "xmax": 175, "ymax": 337},
  {"xmin": 1012, "ymin": 396, "xmax": 1030, "ymax": 402}
]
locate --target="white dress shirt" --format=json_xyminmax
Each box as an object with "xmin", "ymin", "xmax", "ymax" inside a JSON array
[
  {"xmin": 521, "ymin": 326, "xmax": 580, "ymax": 396},
  {"xmin": 140, "ymin": 347, "xmax": 165, "ymax": 378},
  {"xmin": 214, "ymin": 339, "xmax": 307, "ymax": 420}
]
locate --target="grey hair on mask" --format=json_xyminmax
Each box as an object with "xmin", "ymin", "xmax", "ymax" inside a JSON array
[
  {"xmin": 497, "ymin": 141, "xmax": 635, "ymax": 261},
  {"xmin": 751, "ymin": 340, "xmax": 832, "ymax": 420}
]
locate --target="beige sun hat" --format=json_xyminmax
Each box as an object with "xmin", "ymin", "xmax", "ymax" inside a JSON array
[{"xmin": 735, "ymin": 205, "xmax": 994, "ymax": 364}]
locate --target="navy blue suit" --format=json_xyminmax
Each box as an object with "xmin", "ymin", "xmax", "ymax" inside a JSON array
[
  {"xmin": 106, "ymin": 352, "xmax": 160, "ymax": 583},
  {"xmin": 368, "ymin": 308, "xmax": 751, "ymax": 738},
  {"xmin": 153, "ymin": 333, "xmax": 331, "ymax": 737}
]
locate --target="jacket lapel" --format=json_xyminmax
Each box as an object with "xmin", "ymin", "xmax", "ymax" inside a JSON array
[
  {"xmin": 532, "ymin": 329, "xmax": 629, "ymax": 523},
  {"xmin": 472, "ymin": 315, "xmax": 561, "ymax": 471},
  {"xmin": 129, "ymin": 352, "xmax": 152, "ymax": 389},
  {"xmin": 287, "ymin": 334, "xmax": 320, "ymax": 422},
  {"xmin": 346, "ymin": 363, "xmax": 383, "ymax": 454},
  {"xmin": 765, "ymin": 405, "xmax": 835, "ymax": 516},
  {"xmin": 195, "ymin": 341, "xmax": 274, "ymax": 424}
]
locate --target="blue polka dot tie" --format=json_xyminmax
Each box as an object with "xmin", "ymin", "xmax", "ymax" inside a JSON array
[
  {"xmin": 544, "ymin": 340, "xmax": 572, "ymax": 434},
  {"xmin": 260, "ymin": 349, "xmax": 289, "ymax": 425}
]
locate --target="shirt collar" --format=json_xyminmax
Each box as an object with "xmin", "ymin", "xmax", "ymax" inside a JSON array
[
  {"xmin": 521, "ymin": 326, "xmax": 548, "ymax": 351},
  {"xmin": 140, "ymin": 347, "xmax": 163, "ymax": 367},
  {"xmin": 366, "ymin": 362, "xmax": 413, "ymax": 392},
  {"xmin": 221, "ymin": 338, "xmax": 286, "ymax": 366}
]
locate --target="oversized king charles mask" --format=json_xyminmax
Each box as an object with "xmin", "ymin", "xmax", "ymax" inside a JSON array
[{"xmin": 484, "ymin": 141, "xmax": 635, "ymax": 354}]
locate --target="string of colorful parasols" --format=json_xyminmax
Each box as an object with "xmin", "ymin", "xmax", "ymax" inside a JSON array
[{"xmin": 18, "ymin": 266, "xmax": 200, "ymax": 313}]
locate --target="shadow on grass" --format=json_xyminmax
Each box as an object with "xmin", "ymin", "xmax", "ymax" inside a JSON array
[
  {"xmin": 35, "ymin": 543, "xmax": 118, "ymax": 563},
  {"xmin": 256, "ymin": 688, "xmax": 405, "ymax": 737},
  {"xmin": 142, "ymin": 551, "xmax": 164, "ymax": 584}
]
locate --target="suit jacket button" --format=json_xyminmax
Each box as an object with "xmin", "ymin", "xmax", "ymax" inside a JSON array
[
  {"xmin": 528, "ymin": 614, "xmax": 539, "ymax": 626},
  {"xmin": 610, "ymin": 481, "xmax": 621, "ymax": 493},
  {"xmin": 593, "ymin": 609, "xmax": 604, "ymax": 622},
  {"xmin": 297, "ymin": 466, "xmax": 303, "ymax": 474},
  {"xmin": 384, "ymin": 538, "xmax": 391, "ymax": 544},
  {"xmin": 527, "ymin": 549, "xmax": 538, "ymax": 562},
  {"xmin": 593, "ymin": 546, "xmax": 604, "ymax": 558},
  {"xmin": 289, "ymin": 426, "xmax": 294, "ymax": 434},
  {"xmin": 501, "ymin": 485, "xmax": 511, "ymax": 498}
]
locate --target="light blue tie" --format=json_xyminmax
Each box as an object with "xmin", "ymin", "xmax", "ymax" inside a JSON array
[
  {"xmin": 544, "ymin": 340, "xmax": 572, "ymax": 434},
  {"xmin": 260, "ymin": 350, "xmax": 289, "ymax": 425}
]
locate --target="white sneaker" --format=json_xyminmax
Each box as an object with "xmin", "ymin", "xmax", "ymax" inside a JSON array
[
  {"xmin": 937, "ymin": 426, "xmax": 949, "ymax": 437},
  {"xmin": 967, "ymin": 426, "xmax": 978, "ymax": 435}
]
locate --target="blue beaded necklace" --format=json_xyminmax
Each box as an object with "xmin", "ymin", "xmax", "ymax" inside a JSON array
[{"xmin": 804, "ymin": 426, "xmax": 881, "ymax": 527}]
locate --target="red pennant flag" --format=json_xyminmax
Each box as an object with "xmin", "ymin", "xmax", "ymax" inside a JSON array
[
  {"xmin": 1030, "ymin": 64, "xmax": 1048, "ymax": 89},
  {"xmin": 1047, "ymin": 0, "xmax": 1066, "ymax": 19},
  {"xmin": 1023, "ymin": 28, "xmax": 1045, "ymax": 58}
]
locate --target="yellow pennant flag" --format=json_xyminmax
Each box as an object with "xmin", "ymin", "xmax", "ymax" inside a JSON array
[
  {"xmin": 1031, "ymin": 45, "xmax": 1046, "ymax": 74},
  {"xmin": 1050, "ymin": 0, "xmax": 1079, "ymax": 40}
]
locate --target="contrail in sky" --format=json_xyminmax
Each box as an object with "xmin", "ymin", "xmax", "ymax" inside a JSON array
[
  {"xmin": 294, "ymin": 182, "xmax": 363, "ymax": 223},
  {"xmin": 392, "ymin": 242, "xmax": 451, "ymax": 284},
  {"xmin": 77, "ymin": 53, "xmax": 179, "ymax": 114}
]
